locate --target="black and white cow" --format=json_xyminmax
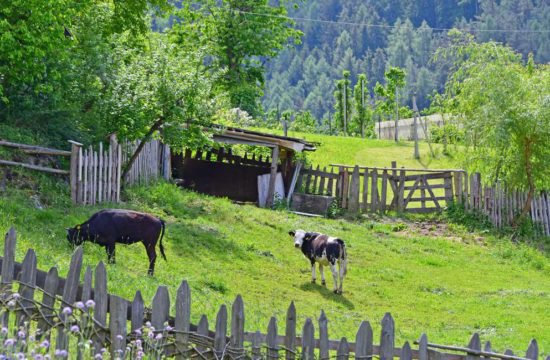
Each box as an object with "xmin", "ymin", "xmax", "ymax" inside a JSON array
[{"xmin": 289, "ymin": 229, "xmax": 347, "ymax": 294}]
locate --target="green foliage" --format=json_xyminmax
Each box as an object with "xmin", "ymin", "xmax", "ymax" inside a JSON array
[
  {"xmin": 439, "ymin": 33, "xmax": 550, "ymax": 218},
  {"xmin": 374, "ymin": 67, "xmax": 406, "ymax": 119},
  {"xmin": 333, "ymin": 70, "xmax": 353, "ymax": 135},
  {"xmin": 290, "ymin": 111, "xmax": 317, "ymax": 133},
  {"xmin": 430, "ymin": 124, "xmax": 464, "ymax": 145},
  {"xmin": 352, "ymin": 74, "xmax": 374, "ymax": 138},
  {"xmin": 171, "ymin": 0, "xmax": 303, "ymax": 116}
]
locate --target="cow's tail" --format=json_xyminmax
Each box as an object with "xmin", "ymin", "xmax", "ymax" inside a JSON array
[
  {"xmin": 337, "ymin": 239, "xmax": 347, "ymax": 276},
  {"xmin": 159, "ymin": 219, "xmax": 167, "ymax": 261}
]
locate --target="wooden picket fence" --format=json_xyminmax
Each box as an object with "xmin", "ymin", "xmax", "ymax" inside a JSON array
[
  {"xmin": 296, "ymin": 162, "xmax": 462, "ymax": 214},
  {"xmin": 182, "ymin": 147, "xmax": 273, "ymax": 167},
  {"xmin": 69, "ymin": 136, "xmax": 170, "ymax": 205},
  {"xmin": 0, "ymin": 227, "xmax": 545, "ymax": 359},
  {"xmin": 465, "ymin": 174, "xmax": 550, "ymax": 236}
]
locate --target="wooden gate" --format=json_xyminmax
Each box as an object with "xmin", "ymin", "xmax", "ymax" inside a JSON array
[{"xmin": 388, "ymin": 170, "xmax": 455, "ymax": 213}]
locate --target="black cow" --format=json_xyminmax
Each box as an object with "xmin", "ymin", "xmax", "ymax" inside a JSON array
[
  {"xmin": 66, "ymin": 209, "xmax": 166, "ymax": 275},
  {"xmin": 289, "ymin": 229, "xmax": 347, "ymax": 294}
]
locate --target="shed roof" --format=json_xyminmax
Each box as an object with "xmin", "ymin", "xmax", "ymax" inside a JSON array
[{"xmin": 212, "ymin": 126, "xmax": 316, "ymax": 152}]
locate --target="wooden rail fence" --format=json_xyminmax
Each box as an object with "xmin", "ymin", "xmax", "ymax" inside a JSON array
[
  {"xmin": 0, "ymin": 140, "xmax": 70, "ymax": 175},
  {"xmin": 0, "ymin": 227, "xmax": 545, "ymax": 359}
]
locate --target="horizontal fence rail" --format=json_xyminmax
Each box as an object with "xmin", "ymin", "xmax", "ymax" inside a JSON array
[
  {"xmin": 0, "ymin": 227, "xmax": 544, "ymax": 359},
  {"xmin": 0, "ymin": 140, "xmax": 70, "ymax": 175}
]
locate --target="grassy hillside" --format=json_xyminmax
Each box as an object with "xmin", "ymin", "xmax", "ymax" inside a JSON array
[
  {"xmin": 1, "ymin": 181, "xmax": 548, "ymax": 355},
  {"xmin": 254, "ymin": 129, "xmax": 460, "ymax": 170}
]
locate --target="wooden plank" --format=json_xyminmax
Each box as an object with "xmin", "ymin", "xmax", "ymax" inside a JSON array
[
  {"xmin": 418, "ymin": 334, "xmax": 428, "ymax": 360},
  {"xmin": 0, "ymin": 140, "xmax": 71, "ymax": 156},
  {"xmin": 231, "ymin": 295, "xmax": 245, "ymax": 357},
  {"xmin": 175, "ymin": 281, "xmax": 191, "ymax": 359},
  {"xmin": 348, "ymin": 166, "xmax": 361, "ymax": 213},
  {"xmin": 301, "ymin": 168, "xmax": 340, "ymax": 179},
  {"xmin": 109, "ymin": 294, "xmax": 127, "ymax": 359},
  {"xmin": 152, "ymin": 286, "xmax": 170, "ymax": 330},
  {"xmin": 466, "ymin": 333, "xmax": 482, "ymax": 360},
  {"xmin": 285, "ymin": 301, "xmax": 296, "ymax": 360},
  {"xmin": 287, "ymin": 162, "xmax": 303, "ymax": 206},
  {"xmin": 319, "ymin": 310, "xmax": 329, "ymax": 360},
  {"xmin": 116, "ymin": 144, "xmax": 121, "ymax": 202},
  {"xmin": 337, "ymin": 338, "xmax": 350, "ymax": 360},
  {"xmin": 405, "ymin": 196, "xmax": 452, "ymax": 202},
  {"xmin": 362, "ymin": 170, "xmax": 369, "ymax": 212},
  {"xmin": 16, "ymin": 249, "xmax": 37, "ymax": 328},
  {"xmin": 397, "ymin": 170, "xmax": 406, "ymax": 212},
  {"xmin": 131, "ymin": 291, "xmax": 144, "ymax": 333},
  {"xmin": 305, "ymin": 165, "xmax": 313, "ymax": 194},
  {"xmin": 37, "ymin": 267, "xmax": 59, "ymax": 339},
  {"xmin": 93, "ymin": 262, "xmax": 108, "ymax": 353},
  {"xmin": 83, "ymin": 149, "xmax": 88, "ymax": 204},
  {"xmin": 57, "ymin": 247, "xmax": 83, "ymax": 351},
  {"xmin": 78, "ymin": 147, "xmax": 84, "ymax": 203},
  {"xmin": 92, "ymin": 150, "xmax": 97, "ymax": 205},
  {"xmin": 404, "ymin": 183, "xmax": 449, "ymax": 191},
  {"xmin": 381, "ymin": 170, "xmax": 388, "ymax": 212},
  {"xmin": 401, "ymin": 342, "xmax": 413, "ymax": 360},
  {"xmin": 380, "ymin": 313, "xmax": 395, "ymax": 360},
  {"xmin": 70, "ymin": 143, "xmax": 80, "ymax": 203},
  {"xmin": 98, "ymin": 142, "xmax": 103, "ymax": 202},
  {"xmin": 327, "ymin": 168, "xmax": 335, "ymax": 196},
  {"xmin": 267, "ymin": 317, "xmax": 279, "ymax": 360},
  {"xmin": 330, "ymin": 163, "xmax": 466, "ymax": 173},
  {"xmin": 342, "ymin": 170, "xmax": 350, "ymax": 209},
  {"xmin": 355, "ymin": 321, "xmax": 373, "ymax": 360},
  {"xmin": 319, "ymin": 167, "xmax": 327, "ymax": 195},
  {"xmin": 214, "ymin": 305, "xmax": 228, "ymax": 359},
  {"xmin": 302, "ymin": 318, "xmax": 314, "ymax": 360},
  {"xmin": 525, "ymin": 340, "xmax": 538, "ymax": 360},
  {"xmin": 196, "ymin": 315, "xmax": 209, "ymax": 355},
  {"xmin": 390, "ymin": 172, "xmax": 453, "ymax": 182},
  {"xmin": 403, "ymin": 176, "xmax": 423, "ymax": 207},
  {"xmin": 424, "ymin": 177, "xmax": 442, "ymax": 210},
  {"xmin": 371, "ymin": 170, "xmax": 379, "ymax": 212},
  {"xmin": 0, "ymin": 159, "xmax": 69, "ymax": 175},
  {"xmin": 252, "ymin": 331, "xmax": 262, "ymax": 360},
  {"xmin": 266, "ymin": 146, "xmax": 280, "ymax": 207}
]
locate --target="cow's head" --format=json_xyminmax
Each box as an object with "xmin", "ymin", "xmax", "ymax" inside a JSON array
[
  {"xmin": 66, "ymin": 224, "xmax": 86, "ymax": 246},
  {"xmin": 289, "ymin": 229, "xmax": 311, "ymax": 248}
]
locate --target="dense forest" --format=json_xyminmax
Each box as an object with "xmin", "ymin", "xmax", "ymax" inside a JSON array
[{"xmin": 263, "ymin": 0, "xmax": 550, "ymax": 122}]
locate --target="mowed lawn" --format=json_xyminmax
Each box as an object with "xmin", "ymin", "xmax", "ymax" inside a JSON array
[
  {"xmin": 255, "ymin": 128, "xmax": 460, "ymax": 170},
  {"xmin": 1, "ymin": 182, "xmax": 549, "ymax": 356}
]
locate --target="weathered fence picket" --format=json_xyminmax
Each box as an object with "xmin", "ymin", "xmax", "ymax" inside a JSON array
[{"xmin": 0, "ymin": 228, "xmax": 544, "ymax": 359}]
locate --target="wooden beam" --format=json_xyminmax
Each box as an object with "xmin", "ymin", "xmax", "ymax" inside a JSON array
[
  {"xmin": 265, "ymin": 146, "xmax": 280, "ymax": 208},
  {"xmin": 0, "ymin": 159, "xmax": 69, "ymax": 175},
  {"xmin": 329, "ymin": 164, "xmax": 465, "ymax": 173},
  {"xmin": 0, "ymin": 140, "xmax": 71, "ymax": 156}
]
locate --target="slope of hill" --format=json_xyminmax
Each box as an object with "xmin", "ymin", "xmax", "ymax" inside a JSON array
[{"xmin": 1, "ymin": 179, "xmax": 548, "ymax": 354}]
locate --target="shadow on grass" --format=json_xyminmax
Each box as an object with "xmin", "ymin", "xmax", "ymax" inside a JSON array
[{"xmin": 299, "ymin": 282, "xmax": 355, "ymax": 310}]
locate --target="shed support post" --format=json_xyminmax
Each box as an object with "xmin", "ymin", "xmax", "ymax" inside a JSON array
[{"xmin": 266, "ymin": 146, "xmax": 280, "ymax": 208}]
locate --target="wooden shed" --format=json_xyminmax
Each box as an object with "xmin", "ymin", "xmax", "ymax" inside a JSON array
[{"xmin": 171, "ymin": 127, "xmax": 315, "ymax": 207}]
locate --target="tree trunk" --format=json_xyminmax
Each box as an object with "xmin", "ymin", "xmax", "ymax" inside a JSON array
[
  {"xmin": 514, "ymin": 141, "xmax": 534, "ymax": 226},
  {"xmin": 121, "ymin": 117, "xmax": 164, "ymax": 181}
]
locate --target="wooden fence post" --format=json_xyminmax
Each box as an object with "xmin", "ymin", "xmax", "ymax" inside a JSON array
[
  {"xmin": 57, "ymin": 247, "xmax": 83, "ymax": 352},
  {"xmin": 355, "ymin": 321, "xmax": 373, "ymax": 360},
  {"xmin": 371, "ymin": 170, "xmax": 379, "ymax": 212},
  {"xmin": 381, "ymin": 169, "xmax": 388, "ymax": 212},
  {"xmin": 418, "ymin": 334, "xmax": 428, "ymax": 360},
  {"xmin": 152, "ymin": 286, "xmax": 170, "ymax": 331},
  {"xmin": 526, "ymin": 339, "xmax": 538, "ymax": 360},
  {"xmin": 109, "ymin": 294, "xmax": 127, "ymax": 358},
  {"xmin": 401, "ymin": 341, "xmax": 412, "ymax": 360},
  {"xmin": 285, "ymin": 301, "xmax": 297, "ymax": 360},
  {"xmin": 337, "ymin": 338, "xmax": 350, "ymax": 360},
  {"xmin": 175, "ymin": 281, "xmax": 191, "ymax": 358},
  {"xmin": 301, "ymin": 318, "xmax": 314, "ymax": 360},
  {"xmin": 231, "ymin": 295, "xmax": 245, "ymax": 357},
  {"xmin": 466, "ymin": 333, "xmax": 481, "ymax": 360},
  {"xmin": 93, "ymin": 262, "xmax": 108, "ymax": 354},
  {"xmin": 348, "ymin": 166, "xmax": 361, "ymax": 213},
  {"xmin": 252, "ymin": 331, "xmax": 262, "ymax": 360},
  {"xmin": 379, "ymin": 313, "xmax": 395, "ymax": 360},
  {"xmin": 196, "ymin": 315, "xmax": 209, "ymax": 355},
  {"xmin": 267, "ymin": 317, "xmax": 279, "ymax": 359},
  {"xmin": 319, "ymin": 310, "xmax": 329, "ymax": 360},
  {"xmin": 131, "ymin": 291, "xmax": 144, "ymax": 333},
  {"xmin": 37, "ymin": 267, "xmax": 59, "ymax": 342},
  {"xmin": 69, "ymin": 141, "xmax": 83, "ymax": 204},
  {"xmin": 16, "ymin": 249, "xmax": 37, "ymax": 329},
  {"xmin": 214, "ymin": 305, "xmax": 228, "ymax": 359}
]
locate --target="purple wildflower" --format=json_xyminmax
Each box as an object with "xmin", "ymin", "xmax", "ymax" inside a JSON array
[
  {"xmin": 85, "ymin": 300, "xmax": 96, "ymax": 308},
  {"xmin": 155, "ymin": 333, "xmax": 163, "ymax": 340},
  {"xmin": 116, "ymin": 334, "xmax": 123, "ymax": 341},
  {"xmin": 75, "ymin": 301, "xmax": 85, "ymax": 309},
  {"xmin": 17, "ymin": 330, "xmax": 25, "ymax": 339},
  {"xmin": 134, "ymin": 329, "xmax": 141, "ymax": 336},
  {"xmin": 147, "ymin": 332, "xmax": 154, "ymax": 339},
  {"xmin": 7, "ymin": 300, "xmax": 15, "ymax": 308},
  {"xmin": 1, "ymin": 327, "xmax": 8, "ymax": 335},
  {"xmin": 165, "ymin": 325, "xmax": 173, "ymax": 332},
  {"xmin": 12, "ymin": 293, "xmax": 21, "ymax": 299},
  {"xmin": 70, "ymin": 325, "xmax": 79, "ymax": 333},
  {"xmin": 4, "ymin": 338, "xmax": 15, "ymax": 347},
  {"xmin": 62, "ymin": 307, "xmax": 72, "ymax": 315},
  {"xmin": 40, "ymin": 340, "xmax": 50, "ymax": 348}
]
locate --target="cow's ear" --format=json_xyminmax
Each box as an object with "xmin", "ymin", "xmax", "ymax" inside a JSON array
[
  {"xmin": 76, "ymin": 225, "xmax": 80, "ymax": 230},
  {"xmin": 288, "ymin": 230, "xmax": 295, "ymax": 237}
]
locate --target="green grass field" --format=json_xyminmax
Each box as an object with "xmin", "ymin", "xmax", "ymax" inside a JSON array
[
  {"xmin": 254, "ymin": 129, "xmax": 460, "ymax": 170},
  {"xmin": 1, "ymin": 181, "xmax": 548, "ymax": 355}
]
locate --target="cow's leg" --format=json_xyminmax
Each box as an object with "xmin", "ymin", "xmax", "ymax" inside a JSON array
[
  {"xmin": 319, "ymin": 265, "xmax": 326, "ymax": 286},
  {"xmin": 310, "ymin": 261, "xmax": 316, "ymax": 283},
  {"xmin": 338, "ymin": 259, "xmax": 346, "ymax": 294},
  {"xmin": 105, "ymin": 244, "xmax": 116, "ymax": 264},
  {"xmin": 144, "ymin": 243, "xmax": 157, "ymax": 276},
  {"xmin": 329, "ymin": 262, "xmax": 339, "ymax": 293}
]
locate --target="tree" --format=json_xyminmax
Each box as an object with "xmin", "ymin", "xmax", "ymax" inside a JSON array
[
  {"xmin": 173, "ymin": 0, "xmax": 302, "ymax": 116},
  {"xmin": 352, "ymin": 74, "xmax": 373, "ymax": 138},
  {"xmin": 374, "ymin": 67, "xmax": 406, "ymax": 141},
  {"xmin": 439, "ymin": 32, "xmax": 550, "ymax": 222},
  {"xmin": 333, "ymin": 71, "xmax": 353, "ymax": 135},
  {"xmin": 99, "ymin": 34, "xmax": 222, "ymax": 180}
]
